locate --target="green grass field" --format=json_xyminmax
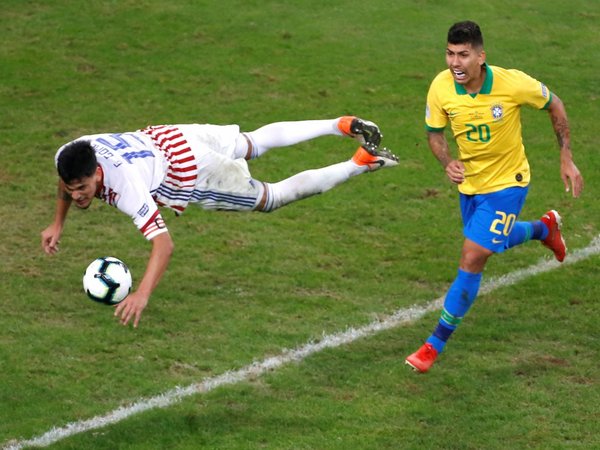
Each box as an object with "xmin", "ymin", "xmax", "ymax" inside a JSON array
[{"xmin": 1, "ymin": 0, "xmax": 599, "ymax": 448}]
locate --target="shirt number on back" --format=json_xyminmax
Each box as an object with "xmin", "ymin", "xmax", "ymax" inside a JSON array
[{"xmin": 96, "ymin": 133, "xmax": 155, "ymax": 164}]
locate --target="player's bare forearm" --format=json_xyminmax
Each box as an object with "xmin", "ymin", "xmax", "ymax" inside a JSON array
[
  {"xmin": 547, "ymin": 94, "xmax": 571, "ymax": 154},
  {"xmin": 427, "ymin": 131, "xmax": 464, "ymax": 184},
  {"xmin": 55, "ymin": 181, "xmax": 73, "ymax": 223},
  {"xmin": 547, "ymin": 94, "xmax": 584, "ymax": 197},
  {"xmin": 137, "ymin": 232, "xmax": 174, "ymax": 298},
  {"xmin": 114, "ymin": 231, "xmax": 174, "ymax": 327},
  {"xmin": 427, "ymin": 131, "xmax": 453, "ymax": 168},
  {"xmin": 41, "ymin": 181, "xmax": 73, "ymax": 254}
]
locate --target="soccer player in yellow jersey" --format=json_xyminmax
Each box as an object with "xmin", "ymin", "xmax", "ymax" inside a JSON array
[{"xmin": 406, "ymin": 21, "xmax": 584, "ymax": 373}]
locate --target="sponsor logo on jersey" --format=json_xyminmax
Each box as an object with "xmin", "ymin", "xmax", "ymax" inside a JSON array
[
  {"xmin": 137, "ymin": 203, "xmax": 150, "ymax": 217},
  {"xmin": 541, "ymin": 83, "xmax": 548, "ymax": 98}
]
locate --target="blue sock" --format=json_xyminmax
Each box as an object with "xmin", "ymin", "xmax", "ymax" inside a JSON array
[
  {"xmin": 533, "ymin": 220, "xmax": 549, "ymax": 240},
  {"xmin": 506, "ymin": 221, "xmax": 548, "ymax": 249},
  {"xmin": 427, "ymin": 269, "xmax": 482, "ymax": 353}
]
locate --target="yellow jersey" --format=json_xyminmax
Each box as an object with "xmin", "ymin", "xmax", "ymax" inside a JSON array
[{"xmin": 425, "ymin": 63, "xmax": 552, "ymax": 194}]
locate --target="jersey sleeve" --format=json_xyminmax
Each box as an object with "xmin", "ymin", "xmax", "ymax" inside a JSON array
[
  {"xmin": 117, "ymin": 181, "xmax": 168, "ymax": 240},
  {"xmin": 425, "ymin": 76, "xmax": 448, "ymax": 132},
  {"xmin": 100, "ymin": 162, "xmax": 169, "ymax": 241},
  {"xmin": 138, "ymin": 208, "xmax": 168, "ymax": 240},
  {"xmin": 510, "ymin": 69, "xmax": 552, "ymax": 110}
]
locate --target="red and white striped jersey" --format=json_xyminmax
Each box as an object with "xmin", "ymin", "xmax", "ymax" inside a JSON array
[{"xmin": 56, "ymin": 125, "xmax": 199, "ymax": 240}]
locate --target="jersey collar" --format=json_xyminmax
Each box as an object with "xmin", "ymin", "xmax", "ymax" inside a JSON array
[{"xmin": 454, "ymin": 63, "xmax": 493, "ymax": 97}]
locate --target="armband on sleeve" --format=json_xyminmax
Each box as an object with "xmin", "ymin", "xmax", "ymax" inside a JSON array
[{"xmin": 141, "ymin": 210, "xmax": 168, "ymax": 240}]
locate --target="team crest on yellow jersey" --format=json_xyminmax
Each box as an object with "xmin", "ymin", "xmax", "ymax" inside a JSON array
[{"xmin": 491, "ymin": 104, "xmax": 504, "ymax": 120}]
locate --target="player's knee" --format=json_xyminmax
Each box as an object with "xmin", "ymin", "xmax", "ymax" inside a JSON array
[
  {"xmin": 234, "ymin": 134, "xmax": 253, "ymax": 160},
  {"xmin": 460, "ymin": 251, "xmax": 489, "ymax": 272}
]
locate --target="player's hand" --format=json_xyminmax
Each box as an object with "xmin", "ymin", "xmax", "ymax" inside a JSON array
[
  {"xmin": 445, "ymin": 160, "xmax": 465, "ymax": 184},
  {"xmin": 41, "ymin": 224, "xmax": 62, "ymax": 255},
  {"xmin": 114, "ymin": 291, "xmax": 149, "ymax": 328},
  {"xmin": 561, "ymin": 158, "xmax": 584, "ymax": 198}
]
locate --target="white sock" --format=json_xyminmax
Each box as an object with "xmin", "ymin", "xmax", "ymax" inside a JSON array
[
  {"xmin": 235, "ymin": 118, "xmax": 344, "ymax": 159},
  {"xmin": 264, "ymin": 160, "xmax": 365, "ymax": 211}
]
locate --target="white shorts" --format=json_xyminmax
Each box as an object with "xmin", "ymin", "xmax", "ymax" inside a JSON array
[{"xmin": 178, "ymin": 124, "xmax": 263, "ymax": 211}]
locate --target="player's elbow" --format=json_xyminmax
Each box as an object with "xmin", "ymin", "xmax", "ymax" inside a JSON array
[
  {"xmin": 153, "ymin": 231, "xmax": 175, "ymax": 258},
  {"xmin": 551, "ymin": 93, "xmax": 563, "ymax": 105},
  {"xmin": 164, "ymin": 234, "xmax": 175, "ymax": 257}
]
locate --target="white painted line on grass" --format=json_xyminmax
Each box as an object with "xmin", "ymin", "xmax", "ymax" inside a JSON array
[{"xmin": 4, "ymin": 235, "xmax": 599, "ymax": 449}]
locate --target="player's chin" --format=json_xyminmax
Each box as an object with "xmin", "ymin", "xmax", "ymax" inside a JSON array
[{"xmin": 74, "ymin": 199, "xmax": 93, "ymax": 209}]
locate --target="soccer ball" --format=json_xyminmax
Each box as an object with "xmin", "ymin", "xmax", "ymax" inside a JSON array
[{"xmin": 83, "ymin": 257, "xmax": 132, "ymax": 305}]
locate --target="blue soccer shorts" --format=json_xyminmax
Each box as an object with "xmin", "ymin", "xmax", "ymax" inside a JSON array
[{"xmin": 459, "ymin": 186, "xmax": 529, "ymax": 253}]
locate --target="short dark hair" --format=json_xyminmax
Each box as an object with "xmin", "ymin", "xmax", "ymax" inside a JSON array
[
  {"xmin": 57, "ymin": 140, "xmax": 98, "ymax": 183},
  {"xmin": 447, "ymin": 21, "xmax": 483, "ymax": 48}
]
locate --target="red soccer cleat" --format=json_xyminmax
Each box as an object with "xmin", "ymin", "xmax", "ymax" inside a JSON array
[
  {"xmin": 405, "ymin": 343, "xmax": 439, "ymax": 373},
  {"xmin": 540, "ymin": 210, "xmax": 566, "ymax": 262}
]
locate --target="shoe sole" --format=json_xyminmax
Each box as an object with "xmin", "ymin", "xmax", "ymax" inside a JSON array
[
  {"xmin": 405, "ymin": 360, "xmax": 419, "ymax": 371},
  {"xmin": 377, "ymin": 157, "xmax": 399, "ymax": 168},
  {"xmin": 353, "ymin": 121, "xmax": 381, "ymax": 148},
  {"xmin": 365, "ymin": 146, "xmax": 399, "ymax": 164},
  {"xmin": 405, "ymin": 359, "xmax": 427, "ymax": 373}
]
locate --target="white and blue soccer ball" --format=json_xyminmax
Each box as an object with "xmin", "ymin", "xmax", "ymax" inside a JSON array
[{"xmin": 83, "ymin": 257, "xmax": 132, "ymax": 305}]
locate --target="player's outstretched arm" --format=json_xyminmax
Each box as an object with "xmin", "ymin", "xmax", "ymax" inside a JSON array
[
  {"xmin": 547, "ymin": 94, "xmax": 584, "ymax": 198},
  {"xmin": 41, "ymin": 180, "xmax": 73, "ymax": 254},
  {"xmin": 114, "ymin": 231, "xmax": 174, "ymax": 328}
]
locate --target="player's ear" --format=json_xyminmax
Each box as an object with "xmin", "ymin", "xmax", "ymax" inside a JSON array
[
  {"xmin": 94, "ymin": 165, "xmax": 103, "ymax": 183},
  {"xmin": 479, "ymin": 49, "xmax": 486, "ymax": 65}
]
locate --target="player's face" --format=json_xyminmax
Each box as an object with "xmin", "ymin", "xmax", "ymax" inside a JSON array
[
  {"xmin": 64, "ymin": 168, "xmax": 101, "ymax": 209},
  {"xmin": 446, "ymin": 42, "xmax": 486, "ymax": 90}
]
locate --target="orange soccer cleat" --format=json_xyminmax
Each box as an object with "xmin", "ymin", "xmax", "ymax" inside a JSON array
[{"xmin": 351, "ymin": 146, "xmax": 399, "ymax": 171}]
